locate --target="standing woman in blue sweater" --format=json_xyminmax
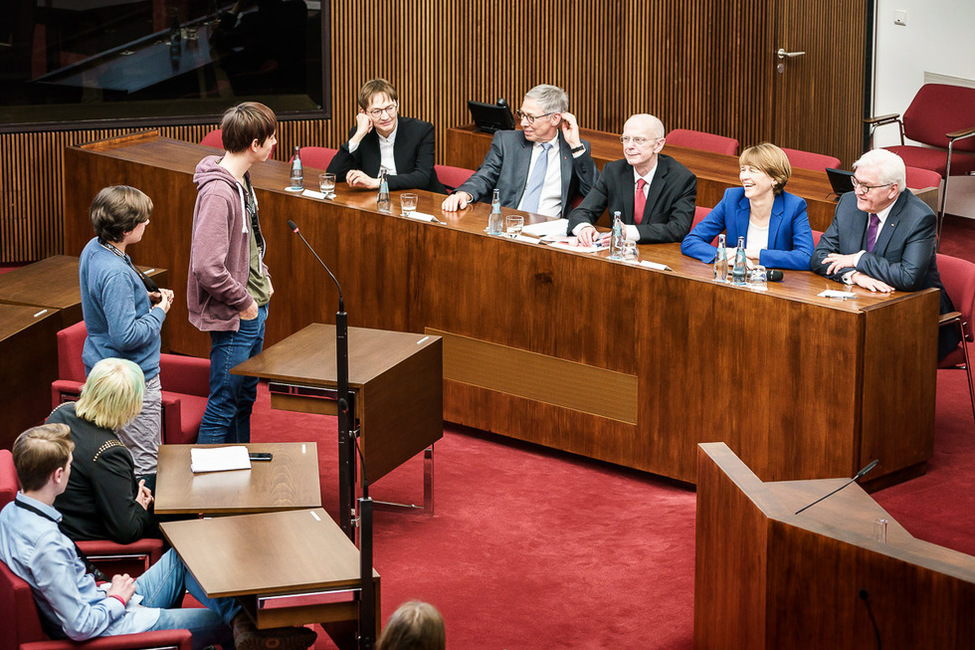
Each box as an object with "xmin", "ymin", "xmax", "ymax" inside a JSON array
[{"xmin": 78, "ymin": 186, "xmax": 173, "ymax": 484}]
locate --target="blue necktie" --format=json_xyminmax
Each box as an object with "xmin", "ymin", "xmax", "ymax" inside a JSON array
[{"xmin": 521, "ymin": 143, "xmax": 551, "ymax": 214}]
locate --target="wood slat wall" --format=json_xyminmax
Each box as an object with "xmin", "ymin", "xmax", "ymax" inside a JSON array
[{"xmin": 0, "ymin": 0, "xmax": 863, "ymax": 262}]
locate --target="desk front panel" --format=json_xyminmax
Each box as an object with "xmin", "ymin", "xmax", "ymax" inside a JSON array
[{"xmin": 65, "ymin": 136, "xmax": 937, "ymax": 484}]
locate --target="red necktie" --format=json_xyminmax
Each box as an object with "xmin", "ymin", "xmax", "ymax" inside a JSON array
[{"xmin": 635, "ymin": 178, "xmax": 647, "ymax": 225}]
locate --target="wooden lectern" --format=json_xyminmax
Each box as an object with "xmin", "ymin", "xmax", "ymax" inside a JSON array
[{"xmin": 695, "ymin": 442, "xmax": 975, "ymax": 649}]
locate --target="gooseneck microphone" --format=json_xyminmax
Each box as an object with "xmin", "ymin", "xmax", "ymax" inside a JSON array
[
  {"xmin": 287, "ymin": 220, "xmax": 374, "ymax": 650},
  {"xmin": 794, "ymin": 459, "xmax": 879, "ymax": 515}
]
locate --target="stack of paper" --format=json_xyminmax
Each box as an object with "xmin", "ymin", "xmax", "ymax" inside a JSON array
[
  {"xmin": 190, "ymin": 446, "xmax": 252, "ymax": 473},
  {"xmin": 522, "ymin": 218, "xmax": 569, "ymax": 238}
]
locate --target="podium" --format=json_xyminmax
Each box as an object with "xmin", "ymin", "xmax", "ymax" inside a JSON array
[{"xmin": 694, "ymin": 442, "xmax": 975, "ymax": 649}]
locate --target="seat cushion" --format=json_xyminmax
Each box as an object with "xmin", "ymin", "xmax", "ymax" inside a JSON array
[{"xmin": 886, "ymin": 146, "xmax": 975, "ymax": 177}]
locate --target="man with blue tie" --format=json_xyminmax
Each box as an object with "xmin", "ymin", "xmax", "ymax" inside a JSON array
[
  {"xmin": 811, "ymin": 148, "xmax": 960, "ymax": 360},
  {"xmin": 440, "ymin": 84, "xmax": 597, "ymax": 217},
  {"xmin": 567, "ymin": 114, "xmax": 697, "ymax": 246}
]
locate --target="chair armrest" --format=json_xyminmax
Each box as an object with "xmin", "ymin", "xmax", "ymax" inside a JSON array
[
  {"xmin": 863, "ymin": 113, "xmax": 900, "ymax": 125},
  {"xmin": 946, "ymin": 126, "xmax": 975, "ymax": 142},
  {"xmin": 159, "ymin": 354, "xmax": 210, "ymax": 396},
  {"xmin": 939, "ymin": 311, "xmax": 961, "ymax": 326},
  {"xmin": 51, "ymin": 380, "xmax": 83, "ymax": 410},
  {"xmin": 77, "ymin": 538, "xmax": 165, "ymax": 566},
  {"xmin": 21, "ymin": 628, "xmax": 193, "ymax": 650}
]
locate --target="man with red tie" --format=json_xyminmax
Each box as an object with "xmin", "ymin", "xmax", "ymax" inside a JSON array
[
  {"xmin": 567, "ymin": 113, "xmax": 697, "ymax": 246},
  {"xmin": 811, "ymin": 148, "xmax": 959, "ymax": 360}
]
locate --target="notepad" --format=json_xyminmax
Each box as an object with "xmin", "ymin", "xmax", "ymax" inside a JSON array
[
  {"xmin": 190, "ymin": 446, "xmax": 252, "ymax": 473},
  {"xmin": 522, "ymin": 218, "xmax": 569, "ymax": 238}
]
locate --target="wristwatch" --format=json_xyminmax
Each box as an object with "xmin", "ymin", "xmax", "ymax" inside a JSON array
[{"xmin": 570, "ymin": 145, "xmax": 586, "ymax": 154}]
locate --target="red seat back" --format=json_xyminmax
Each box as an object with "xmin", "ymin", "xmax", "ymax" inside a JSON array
[
  {"xmin": 810, "ymin": 229, "xmax": 825, "ymax": 247},
  {"xmin": 666, "ymin": 129, "xmax": 739, "ymax": 156},
  {"xmin": 937, "ymin": 253, "xmax": 975, "ymax": 343},
  {"xmin": 298, "ymin": 146, "xmax": 339, "ymax": 171},
  {"xmin": 200, "ymin": 128, "xmax": 223, "ymax": 149},
  {"xmin": 692, "ymin": 206, "xmax": 709, "ymax": 229},
  {"xmin": 435, "ymin": 164, "xmax": 475, "ymax": 192},
  {"xmin": 57, "ymin": 321, "xmax": 88, "ymax": 383},
  {"xmin": 905, "ymin": 165, "xmax": 942, "ymax": 190},
  {"xmin": 903, "ymin": 84, "xmax": 975, "ymax": 153},
  {"xmin": 782, "ymin": 147, "xmax": 841, "ymax": 172},
  {"xmin": 0, "ymin": 450, "xmax": 18, "ymax": 508}
]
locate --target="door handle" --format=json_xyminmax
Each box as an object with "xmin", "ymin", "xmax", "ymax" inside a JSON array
[{"xmin": 777, "ymin": 48, "xmax": 807, "ymax": 60}]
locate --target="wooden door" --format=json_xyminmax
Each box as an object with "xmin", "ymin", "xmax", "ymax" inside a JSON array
[{"xmin": 772, "ymin": 0, "xmax": 870, "ymax": 167}]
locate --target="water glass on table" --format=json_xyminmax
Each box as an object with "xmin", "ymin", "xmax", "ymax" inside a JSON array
[
  {"xmin": 622, "ymin": 241, "xmax": 639, "ymax": 262},
  {"xmin": 400, "ymin": 193, "xmax": 418, "ymax": 217},
  {"xmin": 319, "ymin": 173, "xmax": 336, "ymax": 198},
  {"xmin": 748, "ymin": 265, "xmax": 768, "ymax": 290},
  {"xmin": 505, "ymin": 215, "xmax": 524, "ymax": 238}
]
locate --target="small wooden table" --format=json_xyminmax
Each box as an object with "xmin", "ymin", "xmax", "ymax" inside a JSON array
[
  {"xmin": 153, "ymin": 442, "xmax": 322, "ymax": 515},
  {"xmin": 0, "ymin": 304, "xmax": 62, "ymax": 449},
  {"xmin": 232, "ymin": 324, "xmax": 443, "ymax": 537},
  {"xmin": 160, "ymin": 508, "xmax": 380, "ymax": 644},
  {"xmin": 0, "ymin": 254, "xmax": 169, "ymax": 331}
]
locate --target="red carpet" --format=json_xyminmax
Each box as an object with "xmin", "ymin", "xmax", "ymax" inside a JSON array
[{"xmin": 248, "ymin": 346, "xmax": 974, "ymax": 649}]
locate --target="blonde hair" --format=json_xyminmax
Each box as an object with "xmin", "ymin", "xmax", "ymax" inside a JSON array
[
  {"xmin": 13, "ymin": 424, "xmax": 74, "ymax": 492},
  {"xmin": 75, "ymin": 358, "xmax": 145, "ymax": 430},
  {"xmin": 739, "ymin": 143, "xmax": 792, "ymax": 194}
]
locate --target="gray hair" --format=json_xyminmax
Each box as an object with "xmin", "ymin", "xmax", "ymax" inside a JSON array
[
  {"xmin": 524, "ymin": 84, "xmax": 569, "ymax": 114},
  {"xmin": 853, "ymin": 149, "xmax": 907, "ymax": 193}
]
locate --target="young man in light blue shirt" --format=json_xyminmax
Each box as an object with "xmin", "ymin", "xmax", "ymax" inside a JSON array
[{"xmin": 0, "ymin": 424, "xmax": 315, "ymax": 650}]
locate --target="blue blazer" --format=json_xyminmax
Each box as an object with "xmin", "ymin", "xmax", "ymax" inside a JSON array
[{"xmin": 680, "ymin": 188, "xmax": 814, "ymax": 270}]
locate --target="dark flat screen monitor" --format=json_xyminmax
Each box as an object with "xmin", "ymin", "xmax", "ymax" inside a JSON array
[
  {"xmin": 826, "ymin": 167, "xmax": 855, "ymax": 199},
  {"xmin": 468, "ymin": 99, "xmax": 516, "ymax": 133}
]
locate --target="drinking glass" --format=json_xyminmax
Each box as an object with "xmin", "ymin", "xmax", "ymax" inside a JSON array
[
  {"xmin": 748, "ymin": 265, "xmax": 768, "ymax": 290},
  {"xmin": 319, "ymin": 173, "xmax": 336, "ymax": 198},
  {"xmin": 622, "ymin": 241, "xmax": 639, "ymax": 262},
  {"xmin": 400, "ymin": 193, "xmax": 418, "ymax": 217},
  {"xmin": 505, "ymin": 215, "xmax": 524, "ymax": 238}
]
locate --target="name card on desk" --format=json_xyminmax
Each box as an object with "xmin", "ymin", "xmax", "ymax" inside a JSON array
[
  {"xmin": 638, "ymin": 260, "xmax": 673, "ymax": 271},
  {"xmin": 406, "ymin": 212, "xmax": 440, "ymax": 223}
]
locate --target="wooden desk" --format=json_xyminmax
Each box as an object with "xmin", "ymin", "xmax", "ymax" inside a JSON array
[
  {"xmin": 695, "ymin": 442, "xmax": 975, "ymax": 649},
  {"xmin": 0, "ymin": 305, "xmax": 61, "ymax": 449},
  {"xmin": 0, "ymin": 254, "xmax": 169, "ymax": 331},
  {"xmin": 161, "ymin": 508, "xmax": 380, "ymax": 641},
  {"xmin": 444, "ymin": 124, "xmax": 939, "ymax": 231},
  {"xmin": 232, "ymin": 324, "xmax": 444, "ymax": 534},
  {"xmin": 153, "ymin": 442, "xmax": 322, "ymax": 515},
  {"xmin": 64, "ymin": 134, "xmax": 938, "ymax": 487}
]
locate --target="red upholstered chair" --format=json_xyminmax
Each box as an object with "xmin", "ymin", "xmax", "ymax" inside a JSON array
[
  {"xmin": 810, "ymin": 229, "xmax": 825, "ymax": 247},
  {"xmin": 50, "ymin": 321, "xmax": 209, "ymax": 446},
  {"xmin": 866, "ymin": 83, "xmax": 975, "ymax": 239},
  {"xmin": 666, "ymin": 129, "xmax": 739, "ymax": 156},
  {"xmin": 905, "ymin": 165, "xmax": 942, "ymax": 192},
  {"xmin": 781, "ymin": 147, "xmax": 842, "ymax": 172},
  {"xmin": 434, "ymin": 164, "xmax": 475, "ymax": 193},
  {"xmin": 0, "ymin": 558, "xmax": 192, "ymax": 650},
  {"xmin": 691, "ymin": 205, "xmax": 710, "ymax": 229},
  {"xmin": 936, "ymin": 254, "xmax": 975, "ymax": 422},
  {"xmin": 296, "ymin": 146, "xmax": 339, "ymax": 171},
  {"xmin": 200, "ymin": 128, "xmax": 223, "ymax": 149}
]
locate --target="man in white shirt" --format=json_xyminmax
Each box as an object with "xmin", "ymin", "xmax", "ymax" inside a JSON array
[
  {"xmin": 441, "ymin": 84, "xmax": 597, "ymax": 217},
  {"xmin": 567, "ymin": 114, "xmax": 697, "ymax": 245}
]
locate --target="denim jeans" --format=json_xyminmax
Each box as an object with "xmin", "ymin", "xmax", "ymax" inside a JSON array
[
  {"xmin": 138, "ymin": 549, "xmax": 239, "ymax": 650},
  {"xmin": 197, "ymin": 304, "xmax": 267, "ymax": 444}
]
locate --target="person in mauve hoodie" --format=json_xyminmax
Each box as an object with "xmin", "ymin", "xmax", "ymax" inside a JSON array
[{"xmin": 187, "ymin": 102, "xmax": 276, "ymax": 445}]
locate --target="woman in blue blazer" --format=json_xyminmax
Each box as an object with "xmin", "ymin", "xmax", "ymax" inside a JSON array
[{"xmin": 681, "ymin": 143, "xmax": 814, "ymax": 270}]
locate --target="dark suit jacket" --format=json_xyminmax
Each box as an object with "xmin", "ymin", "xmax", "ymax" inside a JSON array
[
  {"xmin": 811, "ymin": 189, "xmax": 959, "ymax": 359},
  {"xmin": 456, "ymin": 130, "xmax": 598, "ymax": 217},
  {"xmin": 681, "ymin": 188, "xmax": 813, "ymax": 270},
  {"xmin": 566, "ymin": 155, "xmax": 697, "ymax": 243},
  {"xmin": 327, "ymin": 116, "xmax": 445, "ymax": 193}
]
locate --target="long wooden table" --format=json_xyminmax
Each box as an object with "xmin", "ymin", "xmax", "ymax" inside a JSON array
[
  {"xmin": 63, "ymin": 133, "xmax": 939, "ymax": 486},
  {"xmin": 445, "ymin": 123, "xmax": 940, "ymax": 231},
  {"xmin": 695, "ymin": 442, "xmax": 975, "ymax": 649}
]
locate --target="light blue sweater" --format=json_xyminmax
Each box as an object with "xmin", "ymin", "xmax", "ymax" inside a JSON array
[{"xmin": 79, "ymin": 237, "xmax": 164, "ymax": 380}]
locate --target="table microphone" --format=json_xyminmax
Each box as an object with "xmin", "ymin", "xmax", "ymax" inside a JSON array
[
  {"xmin": 794, "ymin": 459, "xmax": 879, "ymax": 515},
  {"xmin": 768, "ymin": 269, "xmax": 784, "ymax": 282},
  {"xmin": 287, "ymin": 219, "xmax": 344, "ymax": 311}
]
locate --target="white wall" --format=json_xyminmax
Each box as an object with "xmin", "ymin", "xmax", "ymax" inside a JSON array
[{"xmin": 873, "ymin": 0, "xmax": 975, "ymax": 218}]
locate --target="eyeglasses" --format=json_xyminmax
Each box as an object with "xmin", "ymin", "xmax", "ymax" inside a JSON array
[
  {"xmin": 516, "ymin": 110, "xmax": 554, "ymax": 124},
  {"xmin": 367, "ymin": 103, "xmax": 398, "ymax": 118},
  {"xmin": 851, "ymin": 177, "xmax": 893, "ymax": 193},
  {"xmin": 620, "ymin": 136, "xmax": 660, "ymax": 147}
]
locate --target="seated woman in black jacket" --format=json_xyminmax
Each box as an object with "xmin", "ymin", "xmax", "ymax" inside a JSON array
[{"xmin": 49, "ymin": 358, "xmax": 159, "ymax": 543}]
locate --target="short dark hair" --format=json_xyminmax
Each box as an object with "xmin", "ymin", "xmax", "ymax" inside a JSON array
[
  {"xmin": 357, "ymin": 79, "xmax": 399, "ymax": 111},
  {"xmin": 220, "ymin": 102, "xmax": 277, "ymax": 154},
  {"xmin": 12, "ymin": 424, "xmax": 74, "ymax": 492},
  {"xmin": 90, "ymin": 185, "xmax": 153, "ymax": 244}
]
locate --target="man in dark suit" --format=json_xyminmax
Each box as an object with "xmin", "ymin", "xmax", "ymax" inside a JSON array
[
  {"xmin": 440, "ymin": 84, "xmax": 598, "ymax": 218},
  {"xmin": 812, "ymin": 148, "xmax": 960, "ymax": 360},
  {"xmin": 327, "ymin": 78, "xmax": 445, "ymax": 193},
  {"xmin": 567, "ymin": 114, "xmax": 697, "ymax": 245}
]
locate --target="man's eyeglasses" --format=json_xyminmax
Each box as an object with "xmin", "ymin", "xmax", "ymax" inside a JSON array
[
  {"xmin": 367, "ymin": 104, "xmax": 398, "ymax": 119},
  {"xmin": 851, "ymin": 177, "xmax": 893, "ymax": 193},
  {"xmin": 517, "ymin": 110, "xmax": 555, "ymax": 124},
  {"xmin": 620, "ymin": 136, "xmax": 660, "ymax": 147}
]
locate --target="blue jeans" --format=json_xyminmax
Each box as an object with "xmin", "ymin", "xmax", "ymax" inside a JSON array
[
  {"xmin": 138, "ymin": 549, "xmax": 239, "ymax": 650},
  {"xmin": 198, "ymin": 304, "xmax": 268, "ymax": 444}
]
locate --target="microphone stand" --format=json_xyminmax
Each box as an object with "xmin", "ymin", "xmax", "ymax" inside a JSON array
[{"xmin": 287, "ymin": 221, "xmax": 374, "ymax": 649}]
